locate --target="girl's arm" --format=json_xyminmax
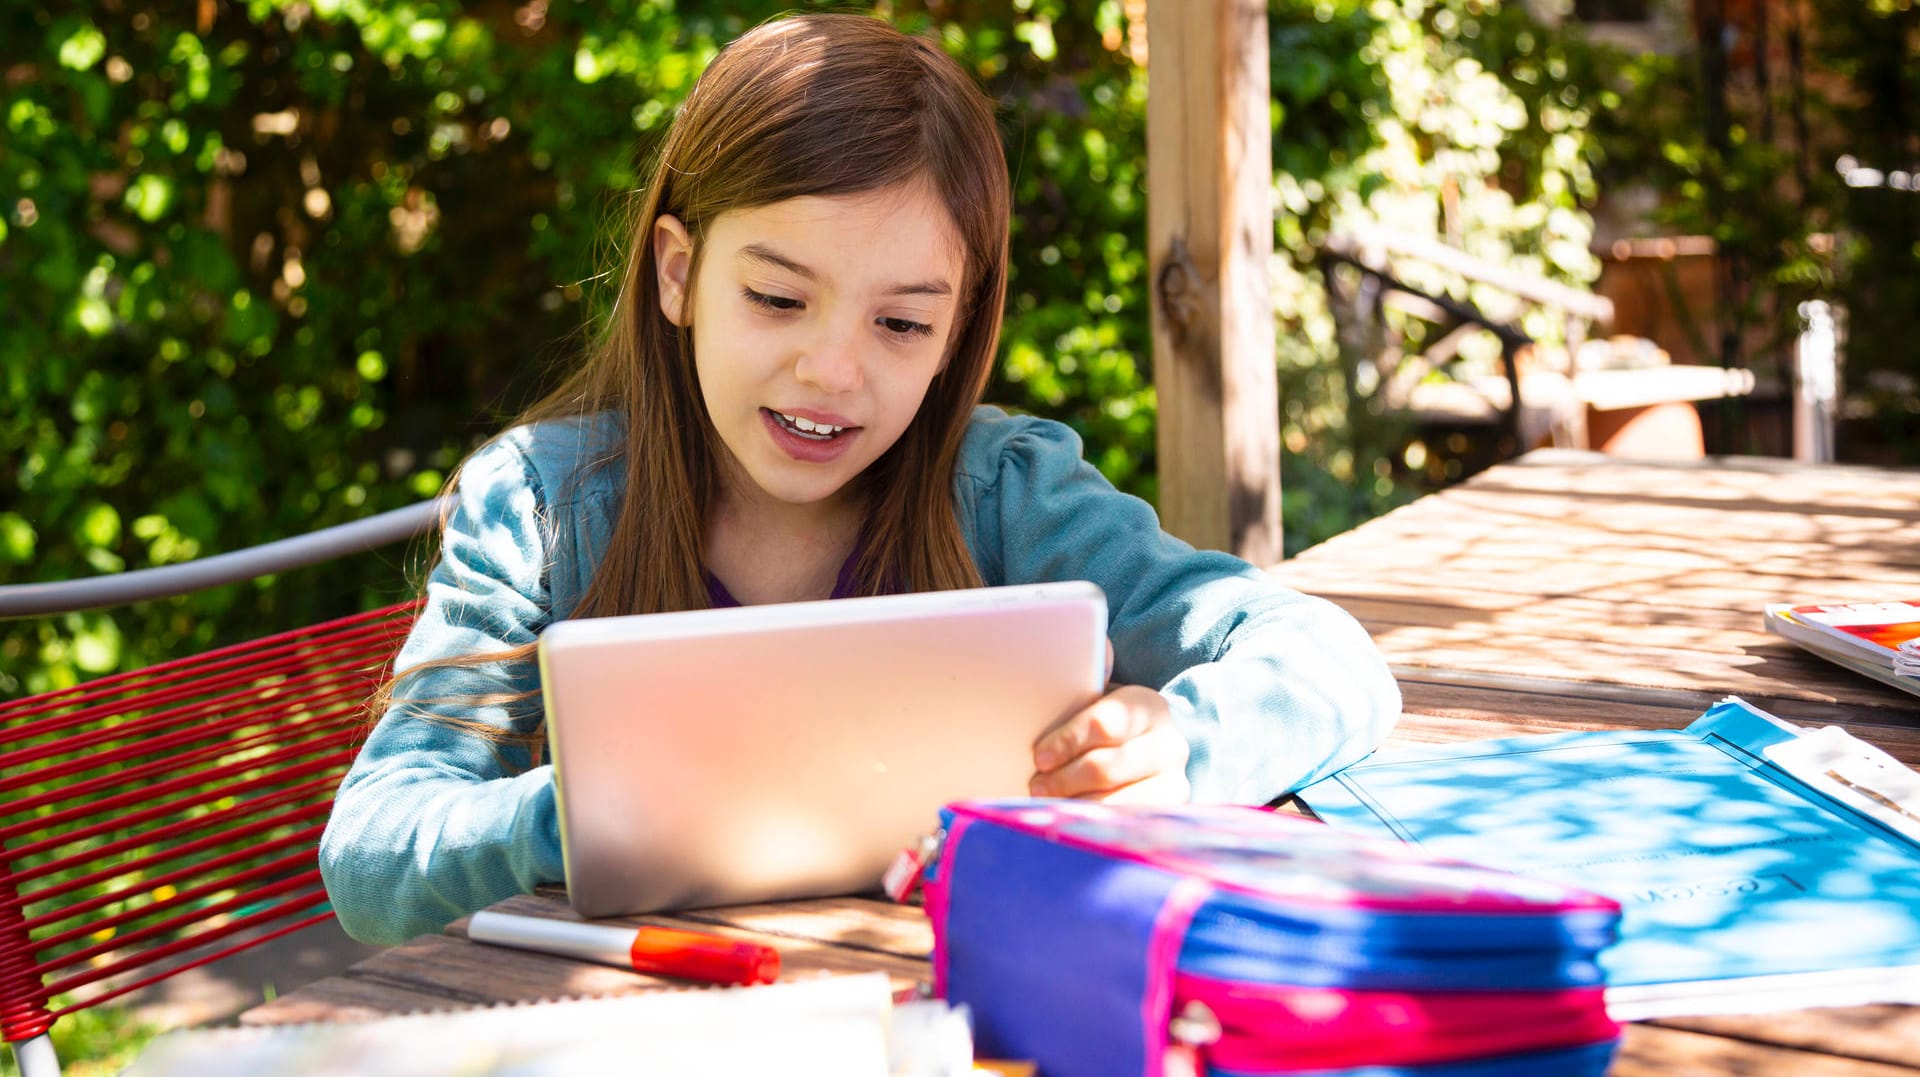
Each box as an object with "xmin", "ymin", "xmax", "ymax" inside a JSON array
[
  {"xmin": 319, "ymin": 436, "xmax": 567, "ymax": 945},
  {"xmin": 960, "ymin": 409, "xmax": 1402, "ymax": 803}
]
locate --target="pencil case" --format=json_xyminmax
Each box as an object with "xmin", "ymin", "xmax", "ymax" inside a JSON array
[{"xmin": 896, "ymin": 799, "xmax": 1622, "ymax": 1077}]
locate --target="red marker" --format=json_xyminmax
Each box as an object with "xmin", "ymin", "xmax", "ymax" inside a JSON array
[{"xmin": 468, "ymin": 910, "xmax": 781, "ymax": 986}]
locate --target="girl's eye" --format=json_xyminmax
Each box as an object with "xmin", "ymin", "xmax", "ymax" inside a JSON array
[
  {"xmin": 742, "ymin": 287, "xmax": 802, "ymax": 312},
  {"xmin": 879, "ymin": 317, "xmax": 934, "ymax": 339}
]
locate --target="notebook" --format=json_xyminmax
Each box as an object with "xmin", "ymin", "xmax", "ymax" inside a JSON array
[{"xmin": 538, "ymin": 581, "xmax": 1108, "ymax": 917}]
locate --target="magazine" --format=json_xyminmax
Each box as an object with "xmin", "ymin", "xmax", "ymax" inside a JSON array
[{"xmin": 1764, "ymin": 600, "xmax": 1920, "ymax": 697}]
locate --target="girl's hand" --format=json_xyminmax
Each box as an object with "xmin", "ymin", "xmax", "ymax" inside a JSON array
[{"xmin": 1029, "ymin": 685, "xmax": 1192, "ymax": 803}]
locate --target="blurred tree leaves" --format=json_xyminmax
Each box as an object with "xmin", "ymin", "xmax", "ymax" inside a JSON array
[
  {"xmin": 2, "ymin": 0, "xmax": 1607, "ymax": 693},
  {"xmin": 1585, "ymin": 0, "xmax": 1919, "ymax": 459}
]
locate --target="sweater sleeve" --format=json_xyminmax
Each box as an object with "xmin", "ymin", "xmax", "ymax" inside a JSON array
[
  {"xmin": 319, "ymin": 435, "xmax": 568, "ymax": 945},
  {"xmin": 963, "ymin": 414, "xmax": 1401, "ymax": 803}
]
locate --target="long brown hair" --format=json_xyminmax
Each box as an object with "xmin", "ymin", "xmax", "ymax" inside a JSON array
[{"xmin": 376, "ymin": 15, "xmax": 1011, "ymax": 751}]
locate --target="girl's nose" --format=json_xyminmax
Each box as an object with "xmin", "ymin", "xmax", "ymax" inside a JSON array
[{"xmin": 793, "ymin": 322, "xmax": 864, "ymax": 393}]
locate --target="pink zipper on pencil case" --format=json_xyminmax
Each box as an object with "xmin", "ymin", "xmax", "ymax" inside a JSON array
[{"xmin": 946, "ymin": 801, "xmax": 1618, "ymax": 915}]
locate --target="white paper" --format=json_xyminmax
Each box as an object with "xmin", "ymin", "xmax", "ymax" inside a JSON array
[{"xmin": 125, "ymin": 973, "xmax": 935, "ymax": 1077}]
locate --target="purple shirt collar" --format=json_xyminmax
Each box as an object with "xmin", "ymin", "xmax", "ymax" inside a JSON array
[{"xmin": 705, "ymin": 547, "xmax": 865, "ymax": 608}]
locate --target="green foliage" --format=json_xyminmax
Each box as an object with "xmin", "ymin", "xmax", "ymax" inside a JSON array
[
  {"xmin": 1813, "ymin": 0, "xmax": 1920, "ymax": 457},
  {"xmin": 2, "ymin": 0, "xmax": 1607, "ymax": 692},
  {"xmin": 2, "ymin": 0, "xmax": 752, "ymax": 692},
  {"xmin": 1585, "ymin": 1, "xmax": 1920, "ymax": 460},
  {"xmin": 1267, "ymin": 0, "xmax": 1610, "ymax": 503},
  {"xmin": 923, "ymin": 2, "xmax": 1159, "ymax": 501},
  {"xmin": 1589, "ymin": 36, "xmax": 1830, "ymax": 392}
]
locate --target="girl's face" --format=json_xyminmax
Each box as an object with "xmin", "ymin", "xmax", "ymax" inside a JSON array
[{"xmin": 653, "ymin": 182, "xmax": 966, "ymax": 515}]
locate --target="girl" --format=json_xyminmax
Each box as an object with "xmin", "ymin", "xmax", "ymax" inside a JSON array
[{"xmin": 320, "ymin": 13, "xmax": 1400, "ymax": 947}]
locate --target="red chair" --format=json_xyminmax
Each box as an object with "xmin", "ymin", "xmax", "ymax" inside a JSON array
[{"xmin": 0, "ymin": 501, "xmax": 439, "ymax": 1076}]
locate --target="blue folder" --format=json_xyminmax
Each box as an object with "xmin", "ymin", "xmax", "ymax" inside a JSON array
[{"xmin": 1300, "ymin": 698, "xmax": 1920, "ymax": 992}]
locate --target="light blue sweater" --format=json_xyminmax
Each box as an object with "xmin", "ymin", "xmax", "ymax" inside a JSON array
[{"xmin": 319, "ymin": 406, "xmax": 1401, "ymax": 944}]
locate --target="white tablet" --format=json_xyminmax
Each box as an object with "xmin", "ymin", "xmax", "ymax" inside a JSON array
[{"xmin": 538, "ymin": 580, "xmax": 1108, "ymax": 918}]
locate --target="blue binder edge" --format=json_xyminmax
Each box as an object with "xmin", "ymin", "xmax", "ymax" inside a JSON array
[
  {"xmin": 1298, "ymin": 696, "xmax": 1920, "ymax": 996},
  {"xmin": 1303, "ymin": 697, "xmax": 1917, "ymax": 849}
]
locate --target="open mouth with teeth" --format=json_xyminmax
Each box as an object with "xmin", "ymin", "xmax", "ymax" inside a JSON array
[{"xmin": 770, "ymin": 410, "xmax": 851, "ymax": 441}]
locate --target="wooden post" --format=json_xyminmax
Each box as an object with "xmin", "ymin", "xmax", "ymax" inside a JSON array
[{"xmin": 1146, "ymin": 0, "xmax": 1281, "ymax": 564}]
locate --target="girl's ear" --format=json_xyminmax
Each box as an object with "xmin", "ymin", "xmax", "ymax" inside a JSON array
[{"xmin": 653, "ymin": 214, "xmax": 694, "ymax": 327}]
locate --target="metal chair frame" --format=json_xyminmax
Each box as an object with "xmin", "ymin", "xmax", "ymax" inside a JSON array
[{"xmin": 1319, "ymin": 239, "xmax": 1535, "ymax": 456}]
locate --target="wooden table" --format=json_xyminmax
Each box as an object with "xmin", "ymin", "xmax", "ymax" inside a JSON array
[{"xmin": 244, "ymin": 450, "xmax": 1920, "ymax": 1075}]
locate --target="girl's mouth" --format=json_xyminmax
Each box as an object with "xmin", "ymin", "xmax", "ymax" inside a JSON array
[
  {"xmin": 770, "ymin": 410, "xmax": 851, "ymax": 441},
  {"xmin": 760, "ymin": 408, "xmax": 861, "ymax": 464}
]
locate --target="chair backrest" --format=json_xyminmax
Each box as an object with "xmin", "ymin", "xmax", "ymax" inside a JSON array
[
  {"xmin": 1319, "ymin": 230, "xmax": 1538, "ymax": 456},
  {"xmin": 1335, "ymin": 224, "xmax": 1617, "ymax": 336},
  {"xmin": 0, "ymin": 501, "xmax": 440, "ymax": 1066}
]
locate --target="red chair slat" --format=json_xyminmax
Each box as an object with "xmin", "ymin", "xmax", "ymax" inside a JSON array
[
  {"xmin": 20, "ymin": 832, "xmax": 319, "ymax": 934},
  {"xmin": 42, "ymin": 887, "xmax": 333, "ymax": 998},
  {"xmin": 5, "ymin": 811, "xmax": 324, "ymax": 915},
  {"xmin": 0, "ymin": 605, "xmax": 412, "ymax": 730},
  {"xmin": 33, "ymin": 871, "xmax": 326, "ymax": 980},
  {"xmin": 42, "ymin": 907, "xmax": 337, "ymax": 1021},
  {"xmin": 1, "ymin": 758, "xmax": 352, "ymax": 857},
  {"xmin": 6, "ymin": 698, "xmax": 364, "ymax": 819},
  {"xmin": 5, "ymin": 787, "xmax": 334, "ymax": 893},
  {"xmin": 0, "ymin": 624, "xmax": 400, "ymax": 783}
]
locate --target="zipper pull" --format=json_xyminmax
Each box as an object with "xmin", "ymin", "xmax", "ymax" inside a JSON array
[
  {"xmin": 1168, "ymin": 1000, "xmax": 1220, "ymax": 1048},
  {"xmin": 1166, "ymin": 1001, "xmax": 1220, "ymax": 1077},
  {"xmin": 884, "ymin": 828, "xmax": 945, "ymax": 903}
]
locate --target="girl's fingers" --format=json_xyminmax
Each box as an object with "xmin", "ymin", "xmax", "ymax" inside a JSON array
[
  {"xmin": 1029, "ymin": 713, "xmax": 1189, "ymax": 798},
  {"xmin": 1090, "ymin": 770, "xmax": 1193, "ymax": 806},
  {"xmin": 1033, "ymin": 685, "xmax": 1162, "ymax": 772}
]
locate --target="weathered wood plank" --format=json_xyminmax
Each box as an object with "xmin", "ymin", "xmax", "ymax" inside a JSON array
[
  {"xmin": 1269, "ymin": 454, "xmax": 1920, "ymax": 719},
  {"xmin": 1284, "ymin": 541, "xmax": 1920, "ymax": 600},
  {"xmin": 1480, "ymin": 449, "xmax": 1920, "ymax": 506},
  {"xmin": 1324, "ymin": 614, "xmax": 1911, "ymax": 702},
  {"xmin": 239, "ymin": 929, "xmax": 925, "ymax": 1028},
  {"xmin": 1146, "ymin": 0, "xmax": 1280, "ymax": 561},
  {"xmin": 238, "ymin": 934, "xmax": 594, "ymax": 1026},
  {"xmin": 1293, "ymin": 495, "xmax": 1920, "ymax": 573},
  {"xmin": 1649, "ymin": 1006, "xmax": 1920, "ymax": 1070},
  {"xmin": 321, "ymin": 932, "xmax": 646, "ymax": 1008},
  {"xmin": 1323, "ymin": 594, "xmax": 1801, "ymax": 663},
  {"xmin": 239, "ymin": 955, "xmax": 473, "ymax": 1026},
  {"xmin": 1354, "ymin": 630, "xmax": 1896, "ymax": 706},
  {"xmin": 1616, "ymin": 1021, "xmax": 1920, "ymax": 1075},
  {"xmin": 1395, "ymin": 670, "xmax": 1920, "ymax": 727},
  {"xmin": 1385, "ymin": 681, "xmax": 1920, "ymax": 765}
]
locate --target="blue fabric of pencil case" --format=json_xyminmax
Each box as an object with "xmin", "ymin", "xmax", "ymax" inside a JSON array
[{"xmin": 911, "ymin": 800, "xmax": 1622, "ymax": 1077}]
